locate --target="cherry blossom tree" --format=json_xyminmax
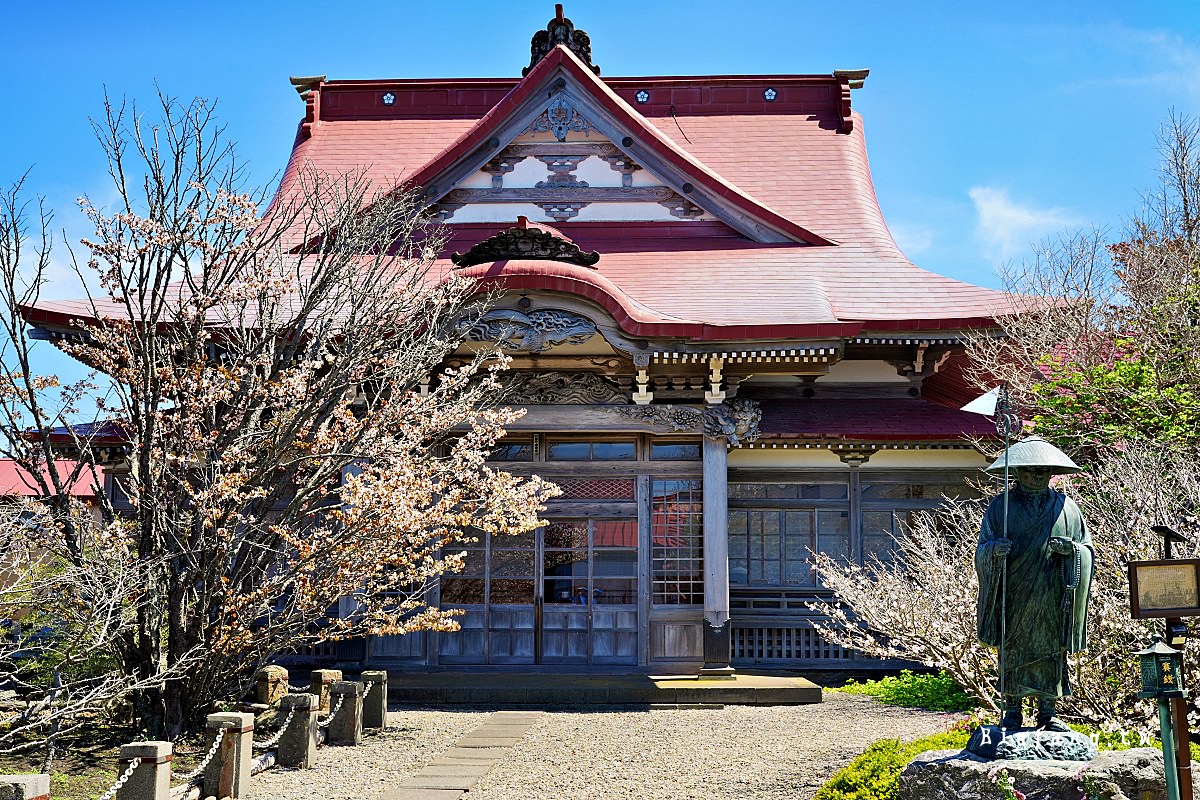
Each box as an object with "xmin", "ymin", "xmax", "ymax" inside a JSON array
[
  {"xmin": 813, "ymin": 114, "xmax": 1200, "ymax": 736},
  {"xmin": 0, "ymin": 91, "xmax": 557, "ymax": 743}
]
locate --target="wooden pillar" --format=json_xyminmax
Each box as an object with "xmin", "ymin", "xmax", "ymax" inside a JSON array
[{"xmin": 700, "ymin": 434, "xmax": 734, "ymax": 678}]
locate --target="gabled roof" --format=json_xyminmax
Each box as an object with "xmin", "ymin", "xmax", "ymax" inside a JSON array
[
  {"xmin": 383, "ymin": 45, "xmax": 833, "ymax": 246},
  {"xmin": 25, "ymin": 21, "xmax": 1016, "ymax": 345},
  {"xmin": 267, "ymin": 44, "xmax": 1014, "ymax": 340}
]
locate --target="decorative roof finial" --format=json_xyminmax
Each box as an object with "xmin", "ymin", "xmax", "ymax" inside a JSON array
[{"xmin": 523, "ymin": 6, "xmax": 600, "ymax": 77}]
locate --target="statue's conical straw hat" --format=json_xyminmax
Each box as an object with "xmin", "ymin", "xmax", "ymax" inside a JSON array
[{"xmin": 984, "ymin": 435, "xmax": 1082, "ymax": 475}]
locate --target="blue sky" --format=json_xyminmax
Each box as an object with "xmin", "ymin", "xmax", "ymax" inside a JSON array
[{"xmin": 2, "ymin": 0, "xmax": 1197, "ymax": 296}]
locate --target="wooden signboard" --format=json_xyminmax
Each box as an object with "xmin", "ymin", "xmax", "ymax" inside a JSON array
[{"xmin": 1129, "ymin": 559, "xmax": 1200, "ymax": 619}]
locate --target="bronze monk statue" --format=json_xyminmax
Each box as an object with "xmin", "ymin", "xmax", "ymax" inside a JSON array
[{"xmin": 975, "ymin": 435, "xmax": 1093, "ymax": 732}]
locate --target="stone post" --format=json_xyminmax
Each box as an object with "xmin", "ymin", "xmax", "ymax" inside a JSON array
[
  {"xmin": 255, "ymin": 665, "xmax": 289, "ymax": 705},
  {"xmin": 308, "ymin": 668, "xmax": 342, "ymax": 711},
  {"xmin": 360, "ymin": 670, "xmax": 388, "ymax": 730},
  {"xmin": 275, "ymin": 693, "xmax": 319, "ymax": 769},
  {"xmin": 203, "ymin": 712, "xmax": 254, "ymax": 799},
  {"xmin": 0, "ymin": 775, "xmax": 50, "ymax": 800},
  {"xmin": 326, "ymin": 680, "xmax": 363, "ymax": 746},
  {"xmin": 116, "ymin": 742, "xmax": 170, "ymax": 800}
]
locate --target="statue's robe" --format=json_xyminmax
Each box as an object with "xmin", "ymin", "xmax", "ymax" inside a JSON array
[{"xmin": 975, "ymin": 486, "xmax": 1093, "ymax": 699}]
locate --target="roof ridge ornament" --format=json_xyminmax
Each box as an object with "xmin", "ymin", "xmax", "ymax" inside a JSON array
[
  {"xmin": 524, "ymin": 4, "xmax": 600, "ymax": 77},
  {"xmin": 450, "ymin": 216, "xmax": 601, "ymax": 268}
]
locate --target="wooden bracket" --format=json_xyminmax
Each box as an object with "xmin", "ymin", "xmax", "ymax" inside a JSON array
[
  {"xmin": 705, "ymin": 356, "xmax": 726, "ymax": 404},
  {"xmin": 632, "ymin": 367, "xmax": 653, "ymax": 405}
]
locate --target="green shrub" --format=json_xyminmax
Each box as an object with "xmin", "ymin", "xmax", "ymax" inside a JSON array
[
  {"xmin": 837, "ymin": 670, "xmax": 978, "ymax": 712},
  {"xmin": 812, "ymin": 730, "xmax": 970, "ymax": 800},
  {"xmin": 814, "ymin": 719, "xmax": 1195, "ymax": 800}
]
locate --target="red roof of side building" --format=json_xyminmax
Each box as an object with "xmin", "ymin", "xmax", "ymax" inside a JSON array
[
  {"xmin": 0, "ymin": 460, "xmax": 103, "ymax": 499},
  {"xmin": 757, "ymin": 399, "xmax": 998, "ymax": 442}
]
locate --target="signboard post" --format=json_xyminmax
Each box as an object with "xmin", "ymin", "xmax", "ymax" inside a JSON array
[
  {"xmin": 1129, "ymin": 559, "xmax": 1200, "ymax": 620},
  {"xmin": 1130, "ymin": 525, "xmax": 1198, "ymax": 800}
]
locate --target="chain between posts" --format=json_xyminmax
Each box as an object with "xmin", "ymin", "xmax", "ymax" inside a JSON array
[
  {"xmin": 362, "ymin": 681, "xmax": 374, "ymax": 699},
  {"xmin": 317, "ymin": 693, "xmax": 345, "ymax": 729},
  {"xmin": 173, "ymin": 726, "xmax": 228, "ymax": 784},
  {"xmin": 252, "ymin": 706, "xmax": 296, "ymax": 750},
  {"xmin": 286, "ymin": 683, "xmax": 310, "ymax": 692},
  {"xmin": 97, "ymin": 757, "xmax": 141, "ymax": 800}
]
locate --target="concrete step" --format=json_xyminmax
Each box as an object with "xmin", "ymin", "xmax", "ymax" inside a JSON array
[{"xmin": 383, "ymin": 671, "xmax": 821, "ymax": 706}]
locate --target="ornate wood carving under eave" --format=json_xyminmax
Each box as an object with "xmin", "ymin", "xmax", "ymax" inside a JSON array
[
  {"xmin": 836, "ymin": 448, "xmax": 878, "ymax": 466},
  {"xmin": 604, "ymin": 398, "xmax": 763, "ymax": 447},
  {"xmin": 702, "ymin": 397, "xmax": 763, "ymax": 447},
  {"xmin": 524, "ymin": 95, "xmax": 594, "ymax": 142},
  {"xmin": 887, "ymin": 344, "xmax": 957, "ymax": 382},
  {"xmin": 539, "ymin": 202, "xmax": 589, "ymax": 223},
  {"xmin": 658, "ymin": 196, "xmax": 705, "ymax": 219},
  {"xmin": 505, "ymin": 371, "xmax": 627, "ymax": 405},
  {"xmin": 503, "ymin": 142, "xmax": 621, "ymax": 158},
  {"xmin": 459, "ymin": 309, "xmax": 597, "ymax": 352},
  {"xmin": 442, "ymin": 186, "xmax": 678, "ymax": 205},
  {"xmin": 450, "ymin": 225, "xmax": 600, "ymax": 268},
  {"xmin": 608, "ymin": 404, "xmax": 705, "ymax": 432}
]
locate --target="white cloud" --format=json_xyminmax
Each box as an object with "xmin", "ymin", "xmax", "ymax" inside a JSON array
[
  {"xmin": 887, "ymin": 222, "xmax": 935, "ymax": 258},
  {"xmin": 1085, "ymin": 26, "xmax": 1200, "ymax": 102},
  {"xmin": 968, "ymin": 186, "xmax": 1082, "ymax": 264}
]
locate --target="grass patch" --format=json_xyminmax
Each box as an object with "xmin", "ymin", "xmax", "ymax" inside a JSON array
[
  {"xmin": 0, "ymin": 720, "xmax": 213, "ymax": 800},
  {"xmin": 813, "ymin": 713, "xmax": 1194, "ymax": 800},
  {"xmin": 836, "ymin": 670, "xmax": 978, "ymax": 712},
  {"xmin": 812, "ymin": 730, "xmax": 971, "ymax": 800}
]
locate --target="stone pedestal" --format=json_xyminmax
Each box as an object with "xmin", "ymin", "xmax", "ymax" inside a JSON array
[
  {"xmin": 699, "ymin": 622, "xmax": 735, "ymax": 679},
  {"xmin": 361, "ymin": 670, "xmax": 388, "ymax": 730},
  {"xmin": 0, "ymin": 775, "xmax": 50, "ymax": 800},
  {"xmin": 899, "ymin": 747, "xmax": 1166, "ymax": 800},
  {"xmin": 966, "ymin": 725, "xmax": 1098, "ymax": 761},
  {"xmin": 116, "ymin": 741, "xmax": 171, "ymax": 800},
  {"xmin": 255, "ymin": 665, "xmax": 289, "ymax": 704}
]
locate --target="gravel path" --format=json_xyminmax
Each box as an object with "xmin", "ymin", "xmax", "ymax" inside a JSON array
[
  {"xmin": 468, "ymin": 693, "xmax": 955, "ymax": 800},
  {"xmin": 251, "ymin": 693, "xmax": 958, "ymax": 800},
  {"xmin": 252, "ymin": 707, "xmax": 489, "ymax": 800}
]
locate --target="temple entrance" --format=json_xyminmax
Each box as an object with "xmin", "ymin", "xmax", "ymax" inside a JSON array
[
  {"xmin": 437, "ymin": 514, "xmax": 640, "ymax": 665},
  {"xmin": 540, "ymin": 518, "xmax": 639, "ymax": 664}
]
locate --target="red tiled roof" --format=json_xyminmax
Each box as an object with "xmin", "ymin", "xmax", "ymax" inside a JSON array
[
  {"xmin": 268, "ymin": 50, "xmax": 1013, "ymax": 337},
  {"xmin": 24, "ymin": 48, "xmax": 1017, "ymax": 342},
  {"xmin": 922, "ymin": 351, "xmax": 987, "ymax": 411},
  {"xmin": 757, "ymin": 398, "xmax": 998, "ymax": 441}
]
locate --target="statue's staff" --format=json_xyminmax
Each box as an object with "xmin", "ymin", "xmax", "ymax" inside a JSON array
[
  {"xmin": 964, "ymin": 382, "xmax": 1021, "ymax": 706},
  {"xmin": 994, "ymin": 382, "xmax": 1019, "ymax": 703}
]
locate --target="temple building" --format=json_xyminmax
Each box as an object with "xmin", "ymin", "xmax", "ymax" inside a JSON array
[{"xmin": 25, "ymin": 9, "xmax": 1008, "ymax": 673}]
